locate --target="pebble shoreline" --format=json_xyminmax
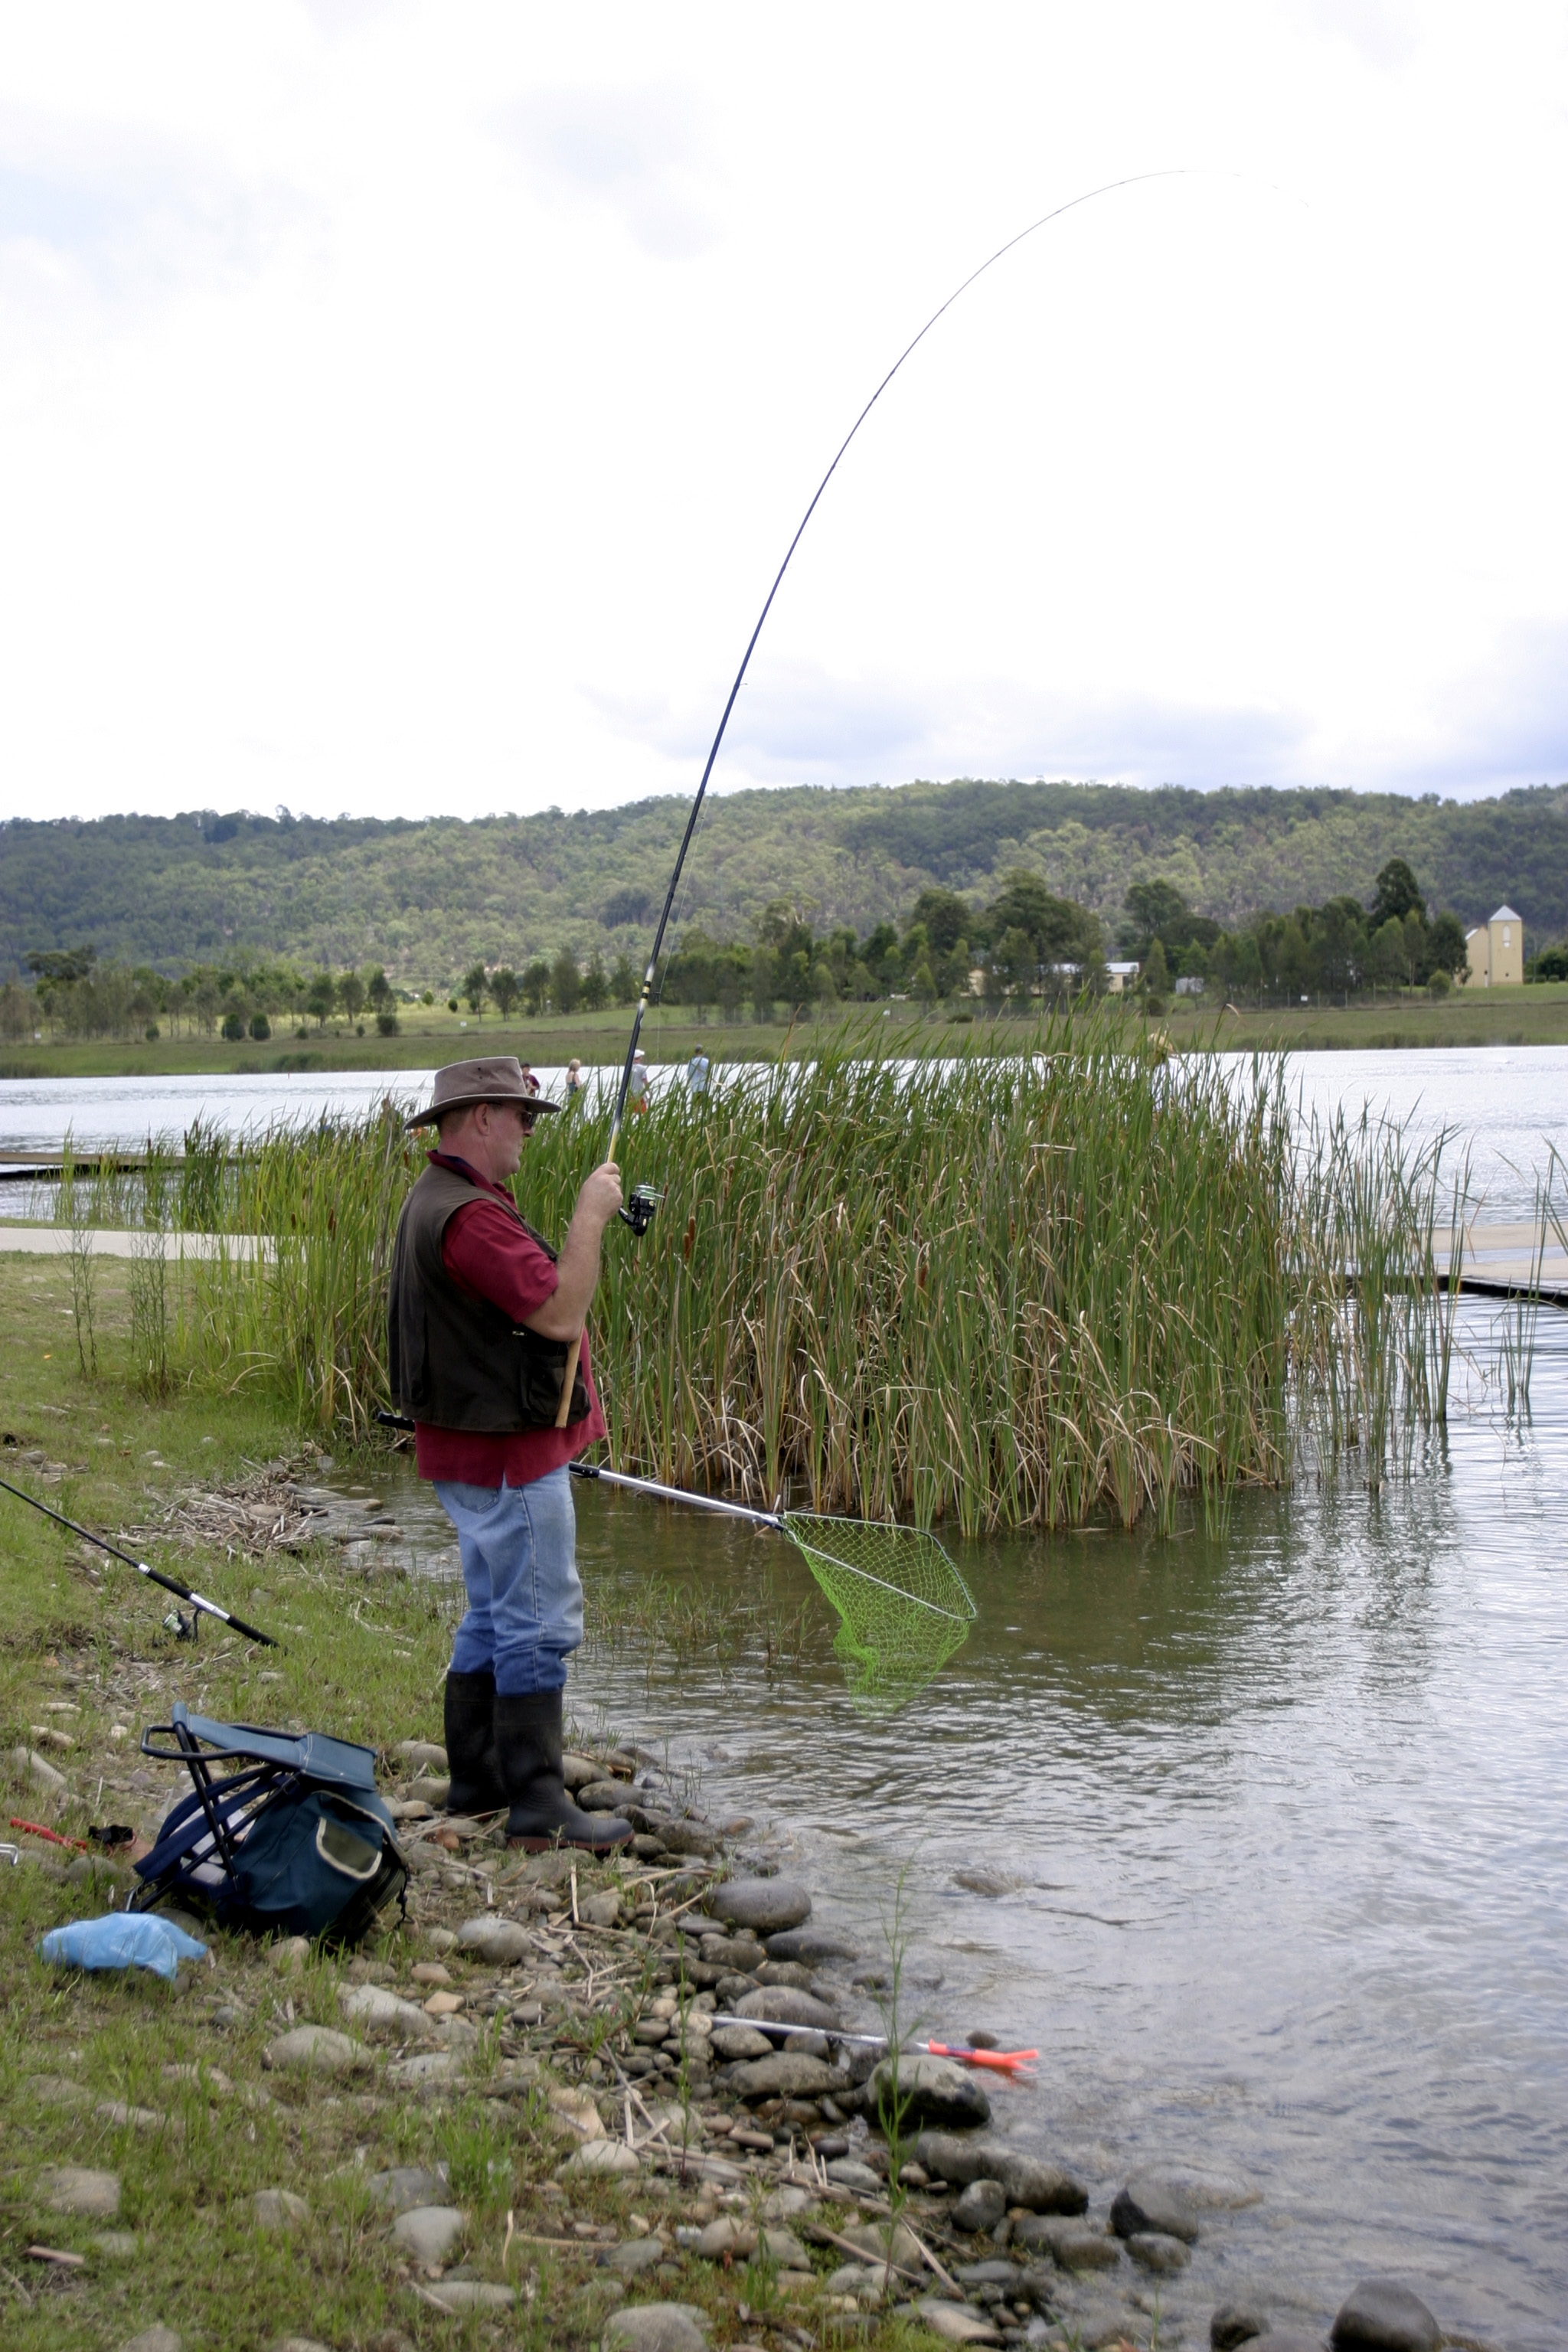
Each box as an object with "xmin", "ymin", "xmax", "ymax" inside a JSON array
[
  {"xmin": 15, "ymin": 1725, "xmax": 1467, "ymax": 2352},
  {"xmin": 364, "ymin": 1738, "xmax": 1457, "ymax": 2352}
]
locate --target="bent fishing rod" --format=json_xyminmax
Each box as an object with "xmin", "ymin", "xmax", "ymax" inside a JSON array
[
  {"xmin": 553, "ymin": 168, "xmax": 1194, "ymax": 1429},
  {"xmin": 0, "ymin": 1471, "xmax": 279, "ymax": 1647}
]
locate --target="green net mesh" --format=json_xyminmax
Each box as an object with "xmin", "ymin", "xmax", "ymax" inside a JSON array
[{"xmin": 779, "ymin": 1513, "xmax": 977, "ymax": 1715}]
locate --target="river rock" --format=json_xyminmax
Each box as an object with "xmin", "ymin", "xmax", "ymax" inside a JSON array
[
  {"xmin": 826, "ymin": 2158, "xmax": 886, "ymax": 2194},
  {"xmin": 1330, "ymin": 2279, "xmax": 1441, "ymax": 2352},
  {"xmin": 386, "ymin": 2051, "xmax": 467, "ymax": 2089},
  {"xmin": 119, "ymin": 2331, "xmax": 183, "ymax": 2352},
  {"xmin": 1210, "ymin": 2308, "xmax": 1269, "ymax": 2350},
  {"xmin": 393, "ymin": 1739, "xmax": 447, "ymax": 1770},
  {"xmin": 28, "ymin": 2073, "xmax": 93, "ymax": 2110},
  {"xmin": 576, "ymin": 1779, "xmax": 631, "ymax": 1812},
  {"xmin": 733, "ymin": 1985, "xmax": 840, "ymax": 2033},
  {"xmin": 253, "ymin": 2188, "xmax": 309, "ymax": 2230},
  {"xmin": 40, "ymin": 2165, "xmax": 121, "ymax": 2219},
  {"xmin": 765, "ymin": 1926, "xmax": 859, "ymax": 1962},
  {"xmin": 1127, "ymin": 2231, "xmax": 1191, "ymax": 2273},
  {"xmin": 562, "ymin": 2138, "xmax": 640, "ymax": 2176},
  {"xmin": 707, "ymin": 1877, "xmax": 811, "ymax": 1934},
  {"xmin": 915, "ymin": 2133, "xmax": 1088, "ymax": 2214},
  {"xmin": 656, "ymin": 1819, "xmax": 720, "ymax": 1857},
  {"xmin": 826, "ymin": 2261, "xmax": 890, "ymax": 2298},
  {"xmin": 955, "ymin": 2260, "xmax": 1020, "ymax": 2288},
  {"xmin": 561, "ymin": 1752, "xmax": 599, "ymax": 1789},
  {"xmin": 1012, "ymin": 2215, "xmax": 1119, "ymax": 2269},
  {"xmin": 390, "ymin": 2204, "xmax": 466, "ymax": 2262},
  {"xmin": 838, "ymin": 2217, "xmax": 925, "ymax": 2272},
  {"xmin": 951, "ymin": 2178, "xmax": 1008, "ymax": 2233},
  {"xmin": 426, "ymin": 2282, "xmax": 515, "ymax": 2311},
  {"xmin": 914, "ymin": 2300, "xmax": 1002, "ymax": 2344},
  {"xmin": 727, "ymin": 2052, "xmax": 839, "ymax": 2099},
  {"xmin": 701, "ymin": 1934, "xmax": 767, "ymax": 1971},
  {"xmin": 454, "ymin": 1915, "xmax": 530, "ymax": 1962},
  {"xmin": 1112, "ymin": 2171, "xmax": 1201, "ymax": 2244},
  {"xmin": 694, "ymin": 2216, "xmax": 756, "ymax": 2259},
  {"xmin": 368, "ymin": 2165, "xmax": 449, "ymax": 2213},
  {"xmin": 871, "ymin": 2056, "xmax": 990, "ymax": 2128},
  {"xmin": 604, "ymin": 2236, "xmax": 668, "ymax": 2276},
  {"xmin": 754, "ymin": 1958, "xmax": 816, "ymax": 1991},
  {"xmin": 263, "ymin": 2026, "xmax": 371, "ymax": 2076},
  {"xmin": 11, "ymin": 1744, "xmax": 67, "ymax": 1795},
  {"xmin": 338, "ymin": 1983, "xmax": 427, "ymax": 2034},
  {"xmin": 604, "ymin": 2304, "xmax": 710, "ymax": 2352},
  {"xmin": 710, "ymin": 2024, "xmax": 773, "ymax": 2060}
]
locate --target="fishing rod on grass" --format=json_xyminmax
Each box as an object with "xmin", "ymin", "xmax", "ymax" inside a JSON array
[
  {"xmin": 552, "ymin": 166, "xmax": 1195, "ymax": 1441},
  {"xmin": 0, "ymin": 1470, "xmax": 279, "ymax": 1648}
]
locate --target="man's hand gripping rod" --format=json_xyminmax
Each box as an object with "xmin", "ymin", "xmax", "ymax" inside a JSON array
[{"xmin": 550, "ymin": 1109, "xmax": 659, "ymax": 1429}]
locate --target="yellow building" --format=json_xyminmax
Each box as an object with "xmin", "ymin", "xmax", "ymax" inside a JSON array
[{"xmin": 1465, "ymin": 904, "xmax": 1524, "ymax": 987}]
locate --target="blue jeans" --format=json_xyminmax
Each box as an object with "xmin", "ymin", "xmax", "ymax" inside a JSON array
[{"xmin": 435, "ymin": 1468, "xmax": 583, "ymax": 1696}]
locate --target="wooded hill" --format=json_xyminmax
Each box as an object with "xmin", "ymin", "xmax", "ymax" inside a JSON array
[{"xmin": 2, "ymin": 779, "xmax": 1565, "ymax": 983}]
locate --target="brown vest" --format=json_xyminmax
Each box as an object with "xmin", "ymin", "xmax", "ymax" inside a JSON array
[{"xmin": 387, "ymin": 1161, "xmax": 590, "ymax": 1431}]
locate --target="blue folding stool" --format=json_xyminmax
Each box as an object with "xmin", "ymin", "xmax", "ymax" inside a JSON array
[{"xmin": 131, "ymin": 1701, "xmax": 407, "ymax": 1947}]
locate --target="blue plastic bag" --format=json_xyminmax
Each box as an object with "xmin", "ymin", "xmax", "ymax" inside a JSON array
[{"xmin": 40, "ymin": 1913, "xmax": 207, "ymax": 1980}]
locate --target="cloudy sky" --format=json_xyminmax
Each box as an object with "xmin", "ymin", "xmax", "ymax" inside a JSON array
[{"xmin": 1, "ymin": 1, "xmax": 1565, "ymax": 823}]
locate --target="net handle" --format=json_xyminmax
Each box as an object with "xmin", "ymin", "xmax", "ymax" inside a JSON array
[
  {"xmin": 782, "ymin": 1519, "xmax": 976, "ymax": 1624},
  {"xmin": 570, "ymin": 1463, "xmax": 975, "ymax": 1625},
  {"xmin": 570, "ymin": 1462, "xmax": 782, "ymax": 1529}
]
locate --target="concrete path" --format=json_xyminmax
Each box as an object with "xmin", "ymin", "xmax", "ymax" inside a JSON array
[{"xmin": 0, "ymin": 1225, "xmax": 272, "ymax": 1263}]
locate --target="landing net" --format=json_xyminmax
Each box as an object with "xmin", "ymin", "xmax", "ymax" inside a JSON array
[{"xmin": 778, "ymin": 1513, "xmax": 977, "ymax": 1716}]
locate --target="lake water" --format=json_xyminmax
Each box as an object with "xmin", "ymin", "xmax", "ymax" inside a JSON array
[
  {"xmin": 6, "ymin": 1051, "xmax": 1566, "ymax": 2343},
  {"xmin": 365, "ymin": 1292, "xmax": 1567, "ymax": 2351},
  {"xmin": 2, "ymin": 1045, "xmax": 1566, "ymax": 1218}
]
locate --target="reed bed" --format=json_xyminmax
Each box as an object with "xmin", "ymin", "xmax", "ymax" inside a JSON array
[{"xmin": 80, "ymin": 1011, "xmax": 1479, "ymax": 1531}]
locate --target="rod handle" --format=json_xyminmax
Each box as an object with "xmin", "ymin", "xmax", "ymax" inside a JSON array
[
  {"xmin": 554, "ymin": 1144, "xmax": 620, "ymax": 1429},
  {"xmin": 554, "ymin": 1337, "xmax": 582, "ymax": 1430}
]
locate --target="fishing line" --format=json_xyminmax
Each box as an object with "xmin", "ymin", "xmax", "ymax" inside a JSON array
[
  {"xmin": 602, "ymin": 165, "xmax": 1203, "ymax": 1158},
  {"xmin": 554, "ymin": 169, "xmax": 1204, "ymax": 1434}
]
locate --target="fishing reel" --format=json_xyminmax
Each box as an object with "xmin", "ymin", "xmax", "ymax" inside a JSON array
[
  {"xmin": 618, "ymin": 1183, "xmax": 662, "ymax": 1239},
  {"xmin": 162, "ymin": 1607, "xmax": 198, "ymax": 1644}
]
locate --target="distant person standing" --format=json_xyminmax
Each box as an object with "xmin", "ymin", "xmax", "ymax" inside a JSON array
[
  {"xmin": 628, "ymin": 1048, "xmax": 650, "ymax": 1114},
  {"xmin": 564, "ymin": 1057, "xmax": 583, "ymax": 1101},
  {"xmin": 687, "ymin": 1047, "xmax": 710, "ymax": 1099}
]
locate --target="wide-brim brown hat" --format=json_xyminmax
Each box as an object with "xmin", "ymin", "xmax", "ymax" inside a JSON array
[{"xmin": 405, "ymin": 1056, "xmax": 561, "ymax": 1129}]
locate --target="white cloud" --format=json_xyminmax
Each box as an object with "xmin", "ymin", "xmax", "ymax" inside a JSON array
[
  {"xmin": 0, "ymin": 0, "xmax": 1563, "ymax": 828},
  {"xmin": 499, "ymin": 84, "xmax": 725, "ymax": 260}
]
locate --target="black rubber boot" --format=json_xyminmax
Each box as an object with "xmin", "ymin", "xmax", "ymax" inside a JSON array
[
  {"xmin": 494, "ymin": 1688, "xmax": 633, "ymax": 1852},
  {"xmin": 443, "ymin": 1668, "xmax": 507, "ymax": 1817}
]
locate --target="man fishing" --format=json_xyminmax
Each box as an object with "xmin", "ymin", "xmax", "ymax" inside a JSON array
[{"xmin": 387, "ymin": 1056, "xmax": 632, "ymax": 1851}]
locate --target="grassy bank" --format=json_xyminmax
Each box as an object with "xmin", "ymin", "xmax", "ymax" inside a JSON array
[
  {"xmin": 41, "ymin": 1014, "xmax": 1465, "ymax": 1534},
  {"xmin": 5, "ymin": 981, "xmax": 1568, "ymax": 1081},
  {"xmin": 0, "ymin": 1277, "xmax": 884, "ymax": 2352}
]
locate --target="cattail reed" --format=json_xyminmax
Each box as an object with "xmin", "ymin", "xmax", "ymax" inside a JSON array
[{"xmin": 105, "ymin": 1014, "xmax": 1475, "ymax": 1528}]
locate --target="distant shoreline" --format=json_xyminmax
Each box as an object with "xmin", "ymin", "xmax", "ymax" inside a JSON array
[{"xmin": 3, "ymin": 982, "xmax": 1568, "ymax": 1080}]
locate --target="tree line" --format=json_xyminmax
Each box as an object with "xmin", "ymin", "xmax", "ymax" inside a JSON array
[
  {"xmin": 1120, "ymin": 860, "xmax": 1473, "ymax": 1008},
  {"xmin": 5, "ymin": 951, "xmax": 414, "ymax": 1044},
  {"xmin": 5, "ymin": 782, "xmax": 1568, "ymax": 982},
  {"xmin": 0, "ymin": 855, "xmax": 1530, "ymax": 1044}
]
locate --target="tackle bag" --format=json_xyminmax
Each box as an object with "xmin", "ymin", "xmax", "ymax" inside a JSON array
[{"xmin": 129, "ymin": 1702, "xmax": 408, "ymax": 1948}]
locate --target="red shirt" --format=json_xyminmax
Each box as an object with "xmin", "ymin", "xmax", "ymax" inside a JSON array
[{"xmin": 412, "ymin": 1152, "xmax": 606, "ymax": 1487}]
